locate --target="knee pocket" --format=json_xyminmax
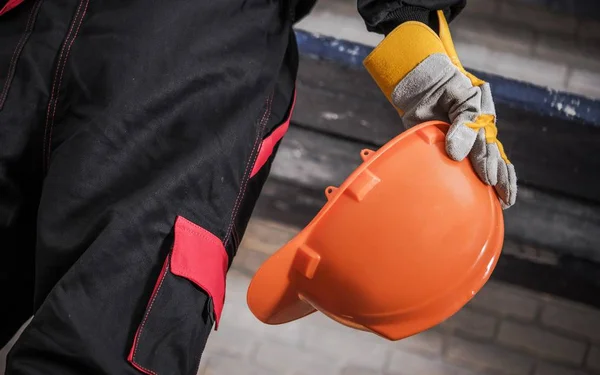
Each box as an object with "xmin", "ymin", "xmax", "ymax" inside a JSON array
[{"xmin": 128, "ymin": 216, "xmax": 227, "ymax": 375}]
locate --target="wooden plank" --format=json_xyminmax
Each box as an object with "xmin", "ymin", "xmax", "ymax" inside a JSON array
[
  {"xmin": 292, "ymin": 31, "xmax": 600, "ymax": 203},
  {"xmin": 265, "ymin": 125, "xmax": 600, "ymax": 264}
]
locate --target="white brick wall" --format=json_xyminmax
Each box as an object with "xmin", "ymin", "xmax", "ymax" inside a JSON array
[
  {"xmin": 393, "ymin": 329, "xmax": 444, "ymax": 357},
  {"xmin": 439, "ymin": 307, "xmax": 498, "ymax": 339},
  {"xmin": 541, "ymin": 299, "xmax": 600, "ymax": 343},
  {"xmin": 467, "ymin": 280, "xmax": 540, "ymax": 321},
  {"xmin": 446, "ymin": 336, "xmax": 535, "ymax": 375},
  {"xmin": 497, "ymin": 321, "xmax": 588, "ymax": 365}
]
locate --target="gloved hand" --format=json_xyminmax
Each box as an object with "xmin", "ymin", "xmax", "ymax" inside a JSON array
[{"xmin": 363, "ymin": 10, "xmax": 517, "ymax": 209}]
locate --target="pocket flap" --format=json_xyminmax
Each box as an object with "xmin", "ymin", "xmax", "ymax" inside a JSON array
[{"xmin": 170, "ymin": 216, "xmax": 228, "ymax": 327}]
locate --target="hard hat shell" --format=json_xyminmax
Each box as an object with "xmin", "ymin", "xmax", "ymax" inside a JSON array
[{"xmin": 247, "ymin": 121, "xmax": 504, "ymax": 340}]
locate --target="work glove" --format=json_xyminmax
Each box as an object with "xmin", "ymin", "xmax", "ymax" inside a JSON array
[{"xmin": 363, "ymin": 10, "xmax": 517, "ymax": 209}]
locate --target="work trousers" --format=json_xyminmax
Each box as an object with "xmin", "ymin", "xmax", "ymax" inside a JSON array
[{"xmin": 0, "ymin": 0, "xmax": 298, "ymax": 373}]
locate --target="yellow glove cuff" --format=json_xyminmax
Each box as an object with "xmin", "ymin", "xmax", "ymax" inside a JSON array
[
  {"xmin": 363, "ymin": 21, "xmax": 445, "ymax": 109},
  {"xmin": 363, "ymin": 11, "xmax": 486, "ymax": 112}
]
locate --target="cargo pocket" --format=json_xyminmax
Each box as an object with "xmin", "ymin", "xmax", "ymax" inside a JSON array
[{"xmin": 128, "ymin": 216, "xmax": 228, "ymax": 375}]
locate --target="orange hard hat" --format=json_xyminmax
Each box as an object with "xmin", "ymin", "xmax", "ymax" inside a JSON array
[{"xmin": 246, "ymin": 121, "xmax": 504, "ymax": 341}]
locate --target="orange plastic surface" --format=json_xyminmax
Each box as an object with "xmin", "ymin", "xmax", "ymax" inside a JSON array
[{"xmin": 247, "ymin": 121, "xmax": 504, "ymax": 341}]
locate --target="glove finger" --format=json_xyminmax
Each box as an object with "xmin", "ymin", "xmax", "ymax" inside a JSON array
[
  {"xmin": 480, "ymin": 83, "xmax": 496, "ymax": 116},
  {"xmin": 469, "ymin": 129, "xmax": 498, "ymax": 185},
  {"xmin": 446, "ymin": 122, "xmax": 478, "ymax": 161},
  {"xmin": 495, "ymin": 160, "xmax": 518, "ymax": 209},
  {"xmin": 506, "ymin": 163, "xmax": 518, "ymax": 207},
  {"xmin": 485, "ymin": 142, "xmax": 500, "ymax": 186}
]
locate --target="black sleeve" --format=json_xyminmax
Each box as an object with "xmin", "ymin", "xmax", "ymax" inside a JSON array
[{"xmin": 357, "ymin": 0, "xmax": 467, "ymax": 35}]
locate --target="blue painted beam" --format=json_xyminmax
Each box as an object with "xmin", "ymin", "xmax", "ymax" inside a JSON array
[{"xmin": 294, "ymin": 29, "xmax": 600, "ymax": 127}]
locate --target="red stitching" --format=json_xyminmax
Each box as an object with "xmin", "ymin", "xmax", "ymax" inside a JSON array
[
  {"xmin": 177, "ymin": 226, "xmax": 222, "ymax": 246},
  {"xmin": 131, "ymin": 259, "xmax": 169, "ymax": 375},
  {"xmin": 224, "ymin": 94, "xmax": 273, "ymax": 248},
  {"xmin": 43, "ymin": 0, "xmax": 88, "ymax": 171},
  {"xmin": 0, "ymin": 0, "xmax": 42, "ymax": 110}
]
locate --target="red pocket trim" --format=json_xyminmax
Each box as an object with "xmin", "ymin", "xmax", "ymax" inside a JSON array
[
  {"xmin": 250, "ymin": 91, "xmax": 296, "ymax": 178},
  {"xmin": 0, "ymin": 0, "xmax": 25, "ymax": 15},
  {"xmin": 170, "ymin": 216, "xmax": 228, "ymax": 328}
]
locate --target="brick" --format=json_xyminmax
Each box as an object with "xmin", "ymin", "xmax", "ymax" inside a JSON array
[
  {"xmin": 500, "ymin": 1, "xmax": 578, "ymax": 35},
  {"xmin": 541, "ymin": 298, "xmax": 600, "ymax": 343},
  {"xmin": 497, "ymin": 321, "xmax": 587, "ymax": 365},
  {"xmin": 469, "ymin": 281, "xmax": 539, "ymax": 321},
  {"xmin": 567, "ymin": 68, "xmax": 600, "ymax": 100},
  {"xmin": 440, "ymin": 307, "xmax": 498, "ymax": 339},
  {"xmin": 534, "ymin": 34, "xmax": 600, "ymax": 72},
  {"xmin": 453, "ymin": 18, "xmax": 535, "ymax": 55},
  {"xmin": 534, "ymin": 362, "xmax": 590, "ymax": 375},
  {"xmin": 487, "ymin": 51, "xmax": 568, "ymax": 91},
  {"xmin": 340, "ymin": 366, "xmax": 382, "ymax": 375},
  {"xmin": 446, "ymin": 336, "xmax": 534, "ymax": 375},
  {"xmin": 302, "ymin": 322, "xmax": 388, "ymax": 370},
  {"xmin": 587, "ymin": 346, "xmax": 600, "ymax": 372},
  {"xmin": 388, "ymin": 349, "xmax": 476, "ymax": 375},
  {"xmin": 200, "ymin": 355, "xmax": 276, "ymax": 375},
  {"xmin": 254, "ymin": 341, "xmax": 340, "ymax": 374},
  {"xmin": 394, "ymin": 329, "xmax": 444, "ymax": 356}
]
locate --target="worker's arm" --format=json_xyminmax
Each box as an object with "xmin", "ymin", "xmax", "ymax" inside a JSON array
[{"xmin": 357, "ymin": 0, "xmax": 467, "ymax": 35}]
